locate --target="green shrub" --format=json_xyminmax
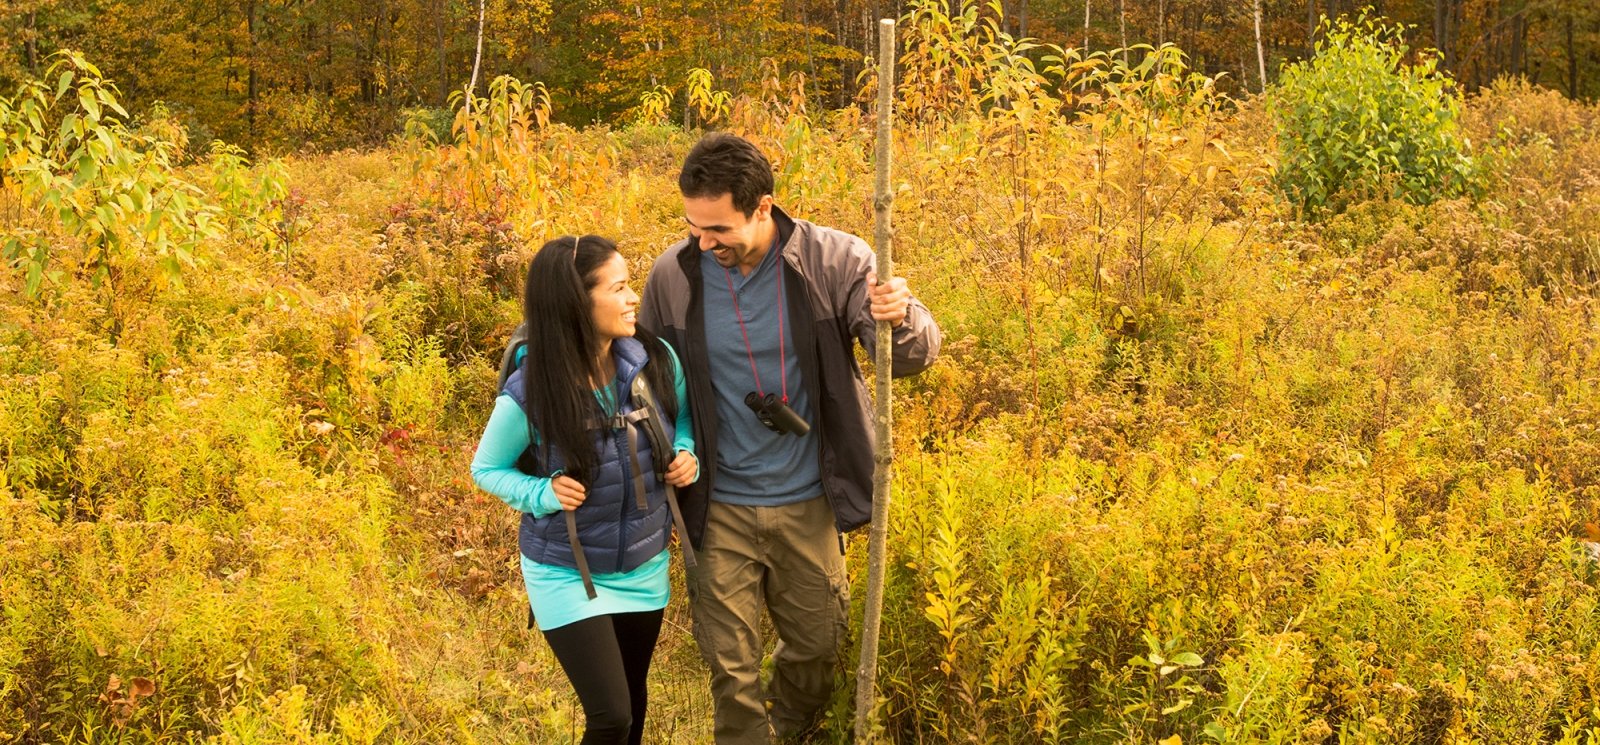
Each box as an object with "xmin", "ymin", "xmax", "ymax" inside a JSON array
[
  {"xmin": 1272, "ymin": 16, "xmax": 1476, "ymax": 216},
  {"xmin": 0, "ymin": 52, "xmax": 222, "ymax": 297},
  {"xmin": 397, "ymin": 106, "xmax": 454, "ymax": 144}
]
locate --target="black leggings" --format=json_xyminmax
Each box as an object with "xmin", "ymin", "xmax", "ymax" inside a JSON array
[{"xmin": 542, "ymin": 609, "xmax": 664, "ymax": 745}]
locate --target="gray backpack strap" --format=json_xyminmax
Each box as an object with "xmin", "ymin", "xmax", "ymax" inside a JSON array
[
  {"xmin": 498, "ymin": 322, "xmax": 529, "ymax": 391},
  {"xmin": 625, "ymin": 418, "xmax": 650, "ymax": 511},
  {"xmin": 565, "ymin": 508, "xmax": 597, "ymax": 600},
  {"xmin": 629, "ymin": 375, "xmax": 697, "ymax": 568}
]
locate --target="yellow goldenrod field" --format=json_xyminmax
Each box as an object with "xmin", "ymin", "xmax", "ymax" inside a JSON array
[{"xmin": 5, "ymin": 12, "xmax": 1600, "ymax": 744}]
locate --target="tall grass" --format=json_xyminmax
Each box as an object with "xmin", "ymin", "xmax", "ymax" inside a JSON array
[{"xmin": 5, "ymin": 11, "xmax": 1600, "ymax": 741}]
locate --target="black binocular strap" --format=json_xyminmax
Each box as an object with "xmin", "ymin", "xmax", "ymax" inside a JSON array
[{"xmin": 565, "ymin": 508, "xmax": 597, "ymax": 600}]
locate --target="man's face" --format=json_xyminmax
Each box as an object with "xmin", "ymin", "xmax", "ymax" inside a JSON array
[{"xmin": 684, "ymin": 193, "xmax": 773, "ymax": 270}]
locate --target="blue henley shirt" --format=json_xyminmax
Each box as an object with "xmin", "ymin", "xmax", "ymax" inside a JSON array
[{"xmin": 700, "ymin": 240, "xmax": 824, "ymax": 506}]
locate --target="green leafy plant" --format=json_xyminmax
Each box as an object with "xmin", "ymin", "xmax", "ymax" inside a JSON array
[
  {"xmin": 0, "ymin": 51, "xmax": 221, "ymax": 297},
  {"xmin": 207, "ymin": 141, "xmax": 293, "ymax": 260},
  {"xmin": 1271, "ymin": 15, "xmax": 1476, "ymax": 216},
  {"xmin": 636, "ymin": 84, "xmax": 676, "ymax": 125},
  {"xmin": 685, "ymin": 68, "xmax": 732, "ymax": 126}
]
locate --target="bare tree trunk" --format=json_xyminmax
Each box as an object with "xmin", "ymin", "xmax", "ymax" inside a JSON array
[
  {"xmin": 1567, "ymin": 15, "xmax": 1578, "ymax": 97},
  {"xmin": 1255, "ymin": 0, "xmax": 1267, "ymax": 89},
  {"xmin": 303, "ymin": 11, "xmax": 313, "ymax": 85},
  {"xmin": 1084, "ymin": 0, "xmax": 1092, "ymax": 52},
  {"xmin": 863, "ymin": 5, "xmax": 872, "ymax": 60},
  {"xmin": 1434, "ymin": 0, "xmax": 1448, "ymax": 67},
  {"xmin": 325, "ymin": 21, "xmax": 333, "ymax": 96},
  {"xmin": 464, "ymin": 0, "xmax": 485, "ymax": 115},
  {"xmin": 863, "ymin": 5, "xmax": 874, "ymax": 112},
  {"xmin": 636, "ymin": 4, "xmax": 660, "ymax": 86},
  {"xmin": 800, "ymin": 0, "xmax": 820, "ymax": 100},
  {"xmin": 436, "ymin": 0, "xmax": 448, "ymax": 106},
  {"xmin": 1484, "ymin": 0, "xmax": 1497, "ymax": 82},
  {"xmin": 1020, "ymin": 0, "xmax": 1028, "ymax": 38},
  {"xmin": 24, "ymin": 11, "xmax": 38, "ymax": 74},
  {"xmin": 1308, "ymin": 0, "xmax": 1317, "ymax": 58},
  {"xmin": 248, "ymin": 0, "xmax": 259, "ymax": 134},
  {"xmin": 1444, "ymin": 0, "xmax": 1458, "ymax": 73},
  {"xmin": 835, "ymin": 0, "xmax": 848, "ymax": 107},
  {"xmin": 1159, "ymin": 0, "xmax": 1165, "ymax": 46},
  {"xmin": 1511, "ymin": 11, "xmax": 1524, "ymax": 78},
  {"xmin": 1119, "ymin": 0, "xmax": 1127, "ymax": 63}
]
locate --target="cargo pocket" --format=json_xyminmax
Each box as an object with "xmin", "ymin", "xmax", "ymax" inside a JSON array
[
  {"xmin": 827, "ymin": 563, "xmax": 850, "ymax": 653},
  {"xmin": 685, "ymin": 562, "xmax": 719, "ymax": 670}
]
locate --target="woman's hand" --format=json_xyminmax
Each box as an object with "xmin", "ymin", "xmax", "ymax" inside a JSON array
[
  {"xmin": 551, "ymin": 475, "xmax": 588, "ymax": 510},
  {"xmin": 663, "ymin": 449, "xmax": 698, "ymax": 487}
]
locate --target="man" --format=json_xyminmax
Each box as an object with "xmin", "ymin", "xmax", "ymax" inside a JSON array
[{"xmin": 639, "ymin": 132, "xmax": 941, "ymax": 743}]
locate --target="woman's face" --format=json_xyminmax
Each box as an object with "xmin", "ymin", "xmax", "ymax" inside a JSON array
[{"xmin": 589, "ymin": 252, "xmax": 639, "ymax": 341}]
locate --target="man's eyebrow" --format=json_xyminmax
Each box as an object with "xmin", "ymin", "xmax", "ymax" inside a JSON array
[{"xmin": 684, "ymin": 216, "xmax": 732, "ymax": 232}]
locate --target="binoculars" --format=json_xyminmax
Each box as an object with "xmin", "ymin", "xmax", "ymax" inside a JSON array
[{"xmin": 744, "ymin": 392, "xmax": 811, "ymax": 436}]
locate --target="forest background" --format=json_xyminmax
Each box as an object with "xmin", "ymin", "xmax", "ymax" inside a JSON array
[
  {"xmin": 2, "ymin": 0, "xmax": 1598, "ymax": 149},
  {"xmin": 6, "ymin": 0, "xmax": 1600, "ymax": 742}
]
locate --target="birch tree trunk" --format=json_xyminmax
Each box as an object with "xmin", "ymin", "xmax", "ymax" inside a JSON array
[
  {"xmin": 1255, "ymin": 0, "xmax": 1268, "ymax": 90},
  {"xmin": 1120, "ymin": 0, "xmax": 1127, "ymax": 64},
  {"xmin": 1084, "ymin": 0, "xmax": 1092, "ymax": 51},
  {"xmin": 464, "ymin": 0, "xmax": 485, "ymax": 115}
]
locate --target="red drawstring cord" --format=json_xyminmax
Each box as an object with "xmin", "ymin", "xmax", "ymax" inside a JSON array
[
  {"xmin": 724, "ymin": 267, "xmax": 763, "ymax": 397},
  {"xmin": 721, "ymin": 234, "xmax": 788, "ymax": 403}
]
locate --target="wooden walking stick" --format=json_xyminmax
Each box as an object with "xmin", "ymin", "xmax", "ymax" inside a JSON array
[{"xmin": 854, "ymin": 16, "xmax": 896, "ymax": 743}]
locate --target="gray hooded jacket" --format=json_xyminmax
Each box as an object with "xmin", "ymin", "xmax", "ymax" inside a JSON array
[{"xmin": 638, "ymin": 206, "xmax": 942, "ymax": 547}]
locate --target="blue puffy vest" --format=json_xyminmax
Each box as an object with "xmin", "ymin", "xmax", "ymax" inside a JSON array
[{"xmin": 502, "ymin": 337, "xmax": 676, "ymax": 576}]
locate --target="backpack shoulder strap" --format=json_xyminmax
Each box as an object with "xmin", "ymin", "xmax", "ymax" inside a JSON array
[
  {"xmin": 627, "ymin": 373, "xmax": 696, "ymax": 568},
  {"xmin": 628, "ymin": 374, "xmax": 674, "ymax": 470},
  {"xmin": 497, "ymin": 322, "xmax": 529, "ymax": 392}
]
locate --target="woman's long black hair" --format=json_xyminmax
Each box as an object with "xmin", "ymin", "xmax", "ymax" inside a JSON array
[{"xmin": 522, "ymin": 234, "xmax": 679, "ymax": 486}]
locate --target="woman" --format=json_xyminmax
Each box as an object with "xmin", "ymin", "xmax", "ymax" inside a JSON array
[{"xmin": 471, "ymin": 234, "xmax": 698, "ymax": 745}]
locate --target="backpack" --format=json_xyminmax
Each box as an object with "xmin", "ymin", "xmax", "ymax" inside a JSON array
[{"xmin": 498, "ymin": 324, "xmax": 696, "ymax": 619}]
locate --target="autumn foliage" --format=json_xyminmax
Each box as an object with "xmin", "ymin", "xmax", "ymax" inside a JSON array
[{"xmin": 5, "ymin": 9, "xmax": 1600, "ymax": 743}]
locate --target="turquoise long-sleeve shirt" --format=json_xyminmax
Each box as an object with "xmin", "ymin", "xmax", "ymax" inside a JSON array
[{"xmin": 471, "ymin": 342, "xmax": 696, "ymax": 630}]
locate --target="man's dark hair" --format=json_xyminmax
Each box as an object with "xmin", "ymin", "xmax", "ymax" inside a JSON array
[{"xmin": 678, "ymin": 133, "xmax": 775, "ymax": 217}]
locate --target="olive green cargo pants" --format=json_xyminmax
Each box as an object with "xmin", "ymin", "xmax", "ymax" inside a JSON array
[{"xmin": 687, "ymin": 495, "xmax": 850, "ymax": 744}]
